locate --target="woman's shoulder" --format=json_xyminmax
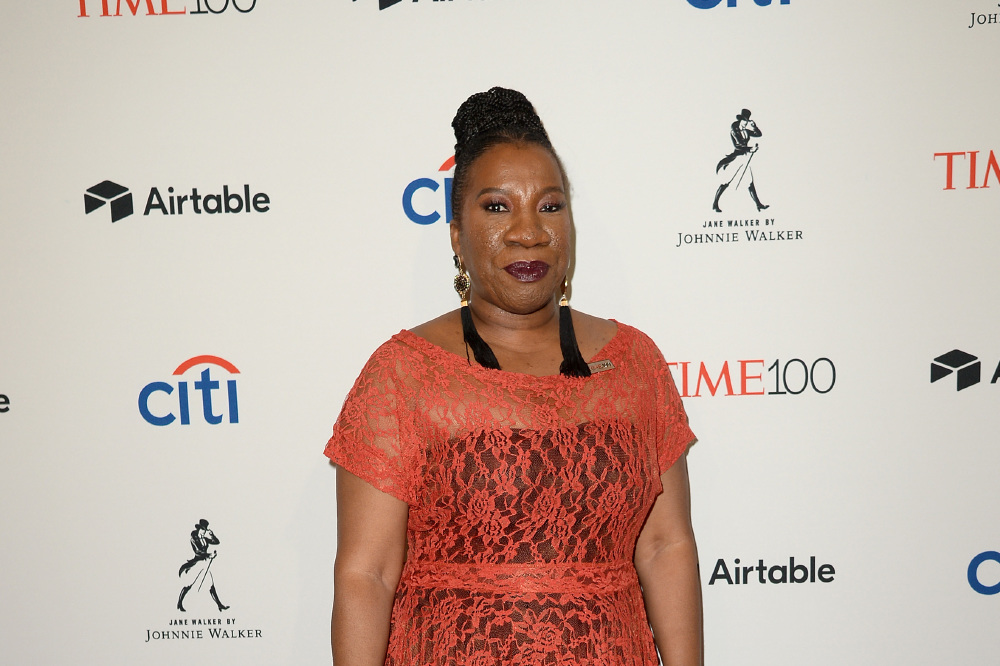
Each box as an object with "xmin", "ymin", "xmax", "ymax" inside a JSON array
[
  {"xmin": 572, "ymin": 312, "xmax": 657, "ymax": 344},
  {"xmin": 354, "ymin": 327, "xmax": 437, "ymax": 375},
  {"xmin": 407, "ymin": 309, "xmax": 466, "ymax": 358},
  {"xmin": 345, "ymin": 328, "xmax": 449, "ymax": 398},
  {"xmin": 592, "ymin": 318, "xmax": 670, "ymax": 363},
  {"xmin": 570, "ymin": 310, "xmax": 620, "ymax": 362}
]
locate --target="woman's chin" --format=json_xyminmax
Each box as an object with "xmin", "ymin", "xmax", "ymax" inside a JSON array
[{"xmin": 490, "ymin": 293, "xmax": 558, "ymax": 318}]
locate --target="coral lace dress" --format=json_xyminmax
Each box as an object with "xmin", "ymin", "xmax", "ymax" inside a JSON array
[{"xmin": 325, "ymin": 322, "xmax": 694, "ymax": 665}]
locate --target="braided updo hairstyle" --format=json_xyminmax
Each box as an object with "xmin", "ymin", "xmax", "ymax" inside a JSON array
[
  {"xmin": 450, "ymin": 86, "xmax": 568, "ymax": 223},
  {"xmin": 448, "ymin": 87, "xmax": 590, "ymax": 378}
]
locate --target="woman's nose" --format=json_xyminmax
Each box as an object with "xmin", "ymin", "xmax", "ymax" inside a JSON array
[{"xmin": 504, "ymin": 208, "xmax": 550, "ymax": 247}]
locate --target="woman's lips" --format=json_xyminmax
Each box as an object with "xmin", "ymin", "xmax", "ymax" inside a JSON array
[{"xmin": 504, "ymin": 261, "xmax": 549, "ymax": 282}]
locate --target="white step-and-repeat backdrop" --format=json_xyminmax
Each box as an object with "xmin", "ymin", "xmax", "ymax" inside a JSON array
[{"xmin": 2, "ymin": 1, "xmax": 998, "ymax": 663}]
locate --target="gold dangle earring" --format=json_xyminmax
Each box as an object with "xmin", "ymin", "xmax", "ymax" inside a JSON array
[{"xmin": 453, "ymin": 255, "xmax": 470, "ymax": 306}]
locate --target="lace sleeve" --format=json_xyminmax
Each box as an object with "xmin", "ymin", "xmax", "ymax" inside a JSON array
[
  {"xmin": 652, "ymin": 344, "xmax": 696, "ymax": 474},
  {"xmin": 324, "ymin": 340, "xmax": 418, "ymax": 505}
]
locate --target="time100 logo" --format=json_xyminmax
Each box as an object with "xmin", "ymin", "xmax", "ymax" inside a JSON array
[
  {"xmin": 667, "ymin": 358, "xmax": 835, "ymax": 398},
  {"xmin": 77, "ymin": 0, "xmax": 255, "ymax": 18},
  {"xmin": 688, "ymin": 0, "xmax": 789, "ymax": 7}
]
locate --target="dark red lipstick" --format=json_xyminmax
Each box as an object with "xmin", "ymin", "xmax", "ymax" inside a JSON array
[{"xmin": 504, "ymin": 261, "xmax": 549, "ymax": 282}]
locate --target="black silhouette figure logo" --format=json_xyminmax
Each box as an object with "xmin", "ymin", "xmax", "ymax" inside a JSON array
[
  {"xmin": 177, "ymin": 519, "xmax": 229, "ymax": 612},
  {"xmin": 712, "ymin": 109, "xmax": 769, "ymax": 213},
  {"xmin": 84, "ymin": 180, "xmax": 134, "ymax": 222}
]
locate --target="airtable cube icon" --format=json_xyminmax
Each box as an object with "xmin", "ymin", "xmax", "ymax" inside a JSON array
[
  {"xmin": 84, "ymin": 180, "xmax": 134, "ymax": 222},
  {"xmin": 930, "ymin": 349, "xmax": 981, "ymax": 391}
]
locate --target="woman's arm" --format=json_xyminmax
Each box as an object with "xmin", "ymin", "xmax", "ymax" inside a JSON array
[
  {"xmin": 634, "ymin": 453, "xmax": 704, "ymax": 666},
  {"xmin": 331, "ymin": 467, "xmax": 409, "ymax": 665}
]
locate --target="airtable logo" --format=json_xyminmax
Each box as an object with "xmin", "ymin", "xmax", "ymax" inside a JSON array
[
  {"xmin": 403, "ymin": 156, "xmax": 454, "ymax": 225},
  {"xmin": 85, "ymin": 181, "xmax": 134, "ymax": 222},
  {"xmin": 931, "ymin": 350, "xmax": 980, "ymax": 391},
  {"xmin": 78, "ymin": 0, "xmax": 256, "ymax": 17},
  {"xmin": 356, "ymin": 0, "xmax": 487, "ymax": 10},
  {"xmin": 139, "ymin": 355, "xmax": 240, "ymax": 426},
  {"xmin": 930, "ymin": 349, "xmax": 1000, "ymax": 391},
  {"xmin": 84, "ymin": 180, "xmax": 270, "ymax": 221},
  {"xmin": 360, "ymin": 0, "xmax": 403, "ymax": 8},
  {"xmin": 709, "ymin": 555, "xmax": 835, "ymax": 586}
]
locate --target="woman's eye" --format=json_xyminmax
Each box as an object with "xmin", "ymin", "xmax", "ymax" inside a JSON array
[
  {"xmin": 484, "ymin": 201, "xmax": 507, "ymax": 213},
  {"xmin": 540, "ymin": 202, "xmax": 565, "ymax": 213}
]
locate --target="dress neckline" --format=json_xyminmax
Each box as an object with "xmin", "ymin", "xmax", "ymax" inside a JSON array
[{"xmin": 396, "ymin": 319, "xmax": 626, "ymax": 382}]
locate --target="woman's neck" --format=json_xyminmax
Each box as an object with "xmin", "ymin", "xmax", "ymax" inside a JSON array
[{"xmin": 467, "ymin": 296, "xmax": 563, "ymax": 371}]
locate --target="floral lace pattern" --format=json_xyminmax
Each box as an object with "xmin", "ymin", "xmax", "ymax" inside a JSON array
[{"xmin": 326, "ymin": 322, "xmax": 694, "ymax": 665}]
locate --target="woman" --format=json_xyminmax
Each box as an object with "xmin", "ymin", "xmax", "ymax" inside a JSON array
[{"xmin": 326, "ymin": 87, "xmax": 702, "ymax": 665}]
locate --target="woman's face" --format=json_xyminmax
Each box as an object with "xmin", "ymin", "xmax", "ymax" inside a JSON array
[{"xmin": 450, "ymin": 142, "xmax": 572, "ymax": 317}]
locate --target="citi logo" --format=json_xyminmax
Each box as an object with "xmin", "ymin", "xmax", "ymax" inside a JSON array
[
  {"xmin": 933, "ymin": 150, "xmax": 1000, "ymax": 190},
  {"xmin": 688, "ymin": 0, "xmax": 789, "ymax": 8},
  {"xmin": 85, "ymin": 181, "xmax": 270, "ymax": 220},
  {"xmin": 78, "ymin": 0, "xmax": 256, "ymax": 17},
  {"xmin": 930, "ymin": 350, "xmax": 1000, "ymax": 391},
  {"xmin": 403, "ymin": 156, "xmax": 454, "ymax": 225},
  {"xmin": 969, "ymin": 551, "xmax": 1000, "ymax": 595},
  {"xmin": 139, "ymin": 356, "xmax": 240, "ymax": 426},
  {"xmin": 85, "ymin": 181, "xmax": 134, "ymax": 222},
  {"xmin": 666, "ymin": 357, "xmax": 835, "ymax": 397}
]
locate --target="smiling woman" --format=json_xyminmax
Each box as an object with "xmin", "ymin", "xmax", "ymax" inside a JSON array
[{"xmin": 325, "ymin": 87, "xmax": 703, "ymax": 666}]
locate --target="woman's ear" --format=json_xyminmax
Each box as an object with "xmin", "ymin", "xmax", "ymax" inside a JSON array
[{"xmin": 449, "ymin": 217, "xmax": 461, "ymax": 257}]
